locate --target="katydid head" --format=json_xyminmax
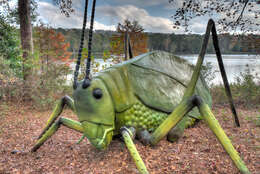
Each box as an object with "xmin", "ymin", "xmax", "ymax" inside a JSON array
[{"xmin": 73, "ymin": 78, "xmax": 115, "ymax": 150}]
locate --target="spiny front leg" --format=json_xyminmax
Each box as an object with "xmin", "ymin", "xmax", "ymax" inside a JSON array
[
  {"xmin": 149, "ymin": 95, "xmax": 250, "ymax": 174},
  {"xmin": 120, "ymin": 127, "xmax": 149, "ymax": 174},
  {"xmin": 37, "ymin": 96, "xmax": 75, "ymax": 139},
  {"xmin": 31, "ymin": 117, "xmax": 83, "ymax": 152}
]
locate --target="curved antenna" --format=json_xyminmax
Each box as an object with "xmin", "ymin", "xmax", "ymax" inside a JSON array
[
  {"xmin": 83, "ymin": 0, "xmax": 96, "ymax": 88},
  {"xmin": 73, "ymin": 0, "xmax": 89, "ymax": 89}
]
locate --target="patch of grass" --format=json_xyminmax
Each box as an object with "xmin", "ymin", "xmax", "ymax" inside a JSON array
[{"xmin": 0, "ymin": 102, "xmax": 9, "ymax": 118}]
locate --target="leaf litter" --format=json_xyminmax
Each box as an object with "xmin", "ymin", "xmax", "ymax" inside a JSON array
[{"xmin": 0, "ymin": 103, "xmax": 259, "ymax": 173}]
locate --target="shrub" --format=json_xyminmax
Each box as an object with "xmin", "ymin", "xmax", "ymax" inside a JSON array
[
  {"xmin": 29, "ymin": 62, "xmax": 72, "ymax": 109},
  {"xmin": 0, "ymin": 15, "xmax": 22, "ymax": 77},
  {"xmin": 0, "ymin": 25, "xmax": 73, "ymax": 110},
  {"xmin": 0, "ymin": 56, "xmax": 24, "ymax": 102},
  {"xmin": 211, "ymin": 65, "xmax": 260, "ymax": 107}
]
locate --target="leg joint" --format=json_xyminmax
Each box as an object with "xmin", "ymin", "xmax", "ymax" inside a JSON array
[
  {"xmin": 55, "ymin": 117, "xmax": 63, "ymax": 127},
  {"xmin": 190, "ymin": 95, "xmax": 203, "ymax": 107},
  {"xmin": 61, "ymin": 95, "xmax": 75, "ymax": 112},
  {"xmin": 208, "ymin": 18, "xmax": 215, "ymax": 26},
  {"xmin": 120, "ymin": 127, "xmax": 136, "ymax": 140},
  {"xmin": 61, "ymin": 95, "xmax": 70, "ymax": 106}
]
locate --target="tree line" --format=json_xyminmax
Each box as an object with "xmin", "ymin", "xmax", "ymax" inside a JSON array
[{"xmin": 56, "ymin": 28, "xmax": 259, "ymax": 58}]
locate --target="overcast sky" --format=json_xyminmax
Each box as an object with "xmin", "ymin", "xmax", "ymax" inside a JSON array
[
  {"xmin": 33, "ymin": 0, "xmax": 259, "ymax": 34},
  {"xmin": 37, "ymin": 0, "xmax": 210, "ymax": 34}
]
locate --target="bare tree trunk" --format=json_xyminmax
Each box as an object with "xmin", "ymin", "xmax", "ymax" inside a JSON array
[
  {"xmin": 124, "ymin": 31, "xmax": 128, "ymax": 61},
  {"xmin": 18, "ymin": 0, "xmax": 33, "ymax": 81}
]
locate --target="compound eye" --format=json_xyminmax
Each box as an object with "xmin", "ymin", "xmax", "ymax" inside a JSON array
[{"xmin": 93, "ymin": 88, "xmax": 103, "ymax": 99}]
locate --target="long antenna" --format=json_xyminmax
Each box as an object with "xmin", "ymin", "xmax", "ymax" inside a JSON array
[
  {"xmin": 73, "ymin": 0, "xmax": 89, "ymax": 89},
  {"xmin": 83, "ymin": 0, "xmax": 96, "ymax": 88}
]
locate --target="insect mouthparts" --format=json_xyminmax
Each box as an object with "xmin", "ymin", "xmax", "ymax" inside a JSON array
[{"xmin": 82, "ymin": 79, "xmax": 91, "ymax": 89}]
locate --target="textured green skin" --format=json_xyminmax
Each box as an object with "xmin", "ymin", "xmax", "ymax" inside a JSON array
[
  {"xmin": 115, "ymin": 100, "xmax": 195, "ymax": 133},
  {"xmin": 95, "ymin": 51, "xmax": 209, "ymax": 136},
  {"xmin": 116, "ymin": 101, "xmax": 168, "ymax": 132}
]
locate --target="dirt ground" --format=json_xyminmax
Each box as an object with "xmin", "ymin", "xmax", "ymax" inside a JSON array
[{"xmin": 0, "ymin": 103, "xmax": 259, "ymax": 174}]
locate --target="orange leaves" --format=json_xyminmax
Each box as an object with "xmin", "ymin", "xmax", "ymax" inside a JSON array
[
  {"xmin": 34, "ymin": 25, "xmax": 72, "ymax": 67},
  {"xmin": 110, "ymin": 20, "xmax": 148, "ymax": 60}
]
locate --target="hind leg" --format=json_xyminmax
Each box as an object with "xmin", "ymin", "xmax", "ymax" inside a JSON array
[{"xmin": 167, "ymin": 116, "xmax": 196, "ymax": 142}]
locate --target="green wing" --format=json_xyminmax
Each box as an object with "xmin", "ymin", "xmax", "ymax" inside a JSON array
[{"xmin": 127, "ymin": 51, "xmax": 212, "ymax": 119}]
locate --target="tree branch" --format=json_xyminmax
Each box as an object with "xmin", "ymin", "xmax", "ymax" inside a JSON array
[{"xmin": 235, "ymin": 0, "xmax": 249, "ymax": 24}]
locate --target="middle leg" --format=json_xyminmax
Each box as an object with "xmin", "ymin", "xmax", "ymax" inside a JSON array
[{"xmin": 120, "ymin": 127, "xmax": 148, "ymax": 174}]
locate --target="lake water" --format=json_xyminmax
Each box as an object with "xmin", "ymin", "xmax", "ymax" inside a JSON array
[
  {"xmin": 179, "ymin": 54, "xmax": 260, "ymax": 85},
  {"xmin": 69, "ymin": 54, "xmax": 260, "ymax": 85}
]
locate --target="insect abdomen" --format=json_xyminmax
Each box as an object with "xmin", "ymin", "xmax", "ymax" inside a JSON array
[{"xmin": 115, "ymin": 101, "xmax": 168, "ymax": 132}]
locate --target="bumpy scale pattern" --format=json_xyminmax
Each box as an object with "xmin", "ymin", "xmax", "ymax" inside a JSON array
[{"xmin": 121, "ymin": 101, "xmax": 168, "ymax": 132}]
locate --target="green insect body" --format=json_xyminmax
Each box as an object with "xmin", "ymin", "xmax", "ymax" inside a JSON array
[
  {"xmin": 100, "ymin": 51, "xmax": 209, "ymax": 131},
  {"xmin": 31, "ymin": 19, "xmax": 251, "ymax": 174},
  {"xmin": 73, "ymin": 51, "xmax": 211, "ymax": 148},
  {"xmin": 32, "ymin": 50, "xmax": 250, "ymax": 174}
]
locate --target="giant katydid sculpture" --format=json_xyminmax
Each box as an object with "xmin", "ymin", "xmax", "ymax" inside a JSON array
[{"xmin": 31, "ymin": 0, "xmax": 250, "ymax": 173}]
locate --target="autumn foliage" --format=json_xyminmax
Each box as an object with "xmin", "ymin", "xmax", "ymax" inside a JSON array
[
  {"xmin": 110, "ymin": 20, "xmax": 148, "ymax": 60},
  {"xmin": 26, "ymin": 25, "xmax": 73, "ymax": 107},
  {"xmin": 34, "ymin": 25, "xmax": 72, "ymax": 67}
]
